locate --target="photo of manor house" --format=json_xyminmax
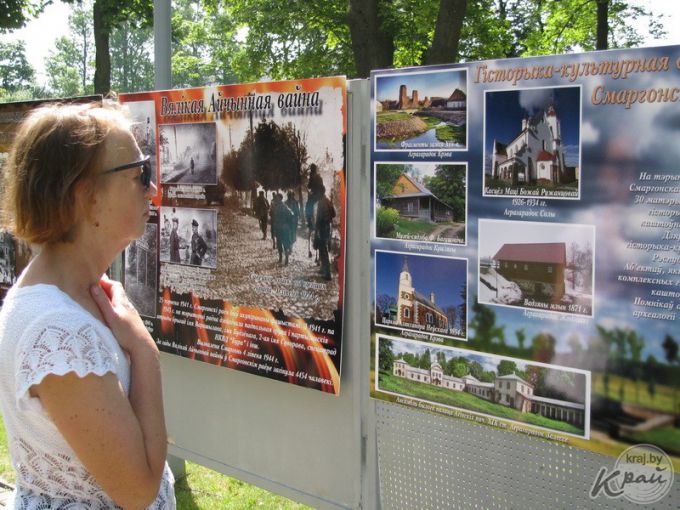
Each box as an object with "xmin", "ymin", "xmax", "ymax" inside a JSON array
[
  {"xmin": 392, "ymin": 360, "xmax": 585, "ymax": 428},
  {"xmin": 375, "ymin": 251, "xmax": 467, "ymax": 340},
  {"xmin": 484, "ymin": 86, "xmax": 581, "ymax": 198}
]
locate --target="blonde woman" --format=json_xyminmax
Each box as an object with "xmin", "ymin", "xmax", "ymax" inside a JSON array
[{"xmin": 0, "ymin": 103, "xmax": 175, "ymax": 509}]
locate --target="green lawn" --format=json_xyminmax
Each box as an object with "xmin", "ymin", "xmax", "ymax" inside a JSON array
[
  {"xmin": 624, "ymin": 426, "xmax": 680, "ymax": 456},
  {"xmin": 435, "ymin": 124, "xmax": 465, "ymax": 143},
  {"xmin": 416, "ymin": 115, "xmax": 442, "ymax": 129},
  {"xmin": 0, "ymin": 415, "xmax": 309, "ymax": 509},
  {"xmin": 376, "ymin": 111, "xmax": 412, "ymax": 122},
  {"xmin": 394, "ymin": 218, "xmax": 438, "ymax": 236},
  {"xmin": 378, "ymin": 371, "xmax": 584, "ymax": 435},
  {"xmin": 592, "ymin": 372, "xmax": 678, "ymax": 414}
]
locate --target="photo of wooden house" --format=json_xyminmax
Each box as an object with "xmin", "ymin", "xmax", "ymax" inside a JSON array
[
  {"xmin": 382, "ymin": 173, "xmax": 455, "ymax": 223},
  {"xmin": 493, "ymin": 242, "xmax": 566, "ymax": 301}
]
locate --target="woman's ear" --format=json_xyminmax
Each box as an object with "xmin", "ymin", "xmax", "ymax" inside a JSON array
[{"xmin": 73, "ymin": 177, "xmax": 99, "ymax": 226}]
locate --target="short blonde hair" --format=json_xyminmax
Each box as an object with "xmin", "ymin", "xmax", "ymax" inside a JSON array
[{"xmin": 1, "ymin": 102, "xmax": 129, "ymax": 244}]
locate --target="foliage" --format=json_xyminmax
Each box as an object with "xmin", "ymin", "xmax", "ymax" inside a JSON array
[
  {"xmin": 521, "ymin": 0, "xmax": 665, "ymax": 55},
  {"xmin": 110, "ymin": 20, "xmax": 154, "ymax": 92},
  {"xmin": 375, "ymin": 163, "xmax": 404, "ymax": 200},
  {"xmin": 376, "ymin": 293, "xmax": 396, "ymax": 318},
  {"xmin": 0, "ymin": 40, "xmax": 34, "ymax": 90},
  {"xmin": 375, "ymin": 207, "xmax": 399, "ymax": 237},
  {"xmin": 421, "ymin": 164, "xmax": 466, "ymax": 221},
  {"xmin": 222, "ymin": 119, "xmax": 308, "ymax": 194},
  {"xmin": 0, "ymin": 0, "xmax": 49, "ymax": 31},
  {"xmin": 45, "ymin": 2, "xmax": 94, "ymax": 97},
  {"xmin": 378, "ymin": 337, "xmax": 394, "ymax": 372},
  {"xmin": 469, "ymin": 301, "xmax": 504, "ymax": 350},
  {"xmin": 497, "ymin": 360, "xmax": 518, "ymax": 377}
]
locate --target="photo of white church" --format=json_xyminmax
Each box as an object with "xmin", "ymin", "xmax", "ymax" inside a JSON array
[{"xmin": 483, "ymin": 86, "xmax": 581, "ymax": 199}]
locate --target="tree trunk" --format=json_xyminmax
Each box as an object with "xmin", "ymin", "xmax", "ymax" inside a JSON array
[
  {"xmin": 596, "ymin": 0, "xmax": 609, "ymax": 50},
  {"xmin": 347, "ymin": 0, "xmax": 394, "ymax": 78},
  {"xmin": 93, "ymin": 0, "xmax": 111, "ymax": 95},
  {"xmin": 424, "ymin": 0, "xmax": 467, "ymax": 65}
]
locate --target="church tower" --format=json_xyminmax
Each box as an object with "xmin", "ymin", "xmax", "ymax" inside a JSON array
[{"xmin": 397, "ymin": 257, "xmax": 415, "ymax": 325}]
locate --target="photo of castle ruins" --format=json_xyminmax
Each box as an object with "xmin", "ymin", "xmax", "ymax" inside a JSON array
[{"xmin": 374, "ymin": 69, "xmax": 467, "ymax": 151}]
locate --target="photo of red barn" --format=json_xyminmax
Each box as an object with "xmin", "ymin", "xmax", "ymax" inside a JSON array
[{"xmin": 493, "ymin": 242, "xmax": 566, "ymax": 302}]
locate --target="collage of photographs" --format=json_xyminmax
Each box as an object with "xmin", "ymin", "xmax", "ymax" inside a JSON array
[
  {"xmin": 370, "ymin": 64, "xmax": 600, "ymax": 445},
  {"xmin": 371, "ymin": 46, "xmax": 680, "ymax": 471},
  {"xmin": 119, "ymin": 78, "xmax": 347, "ymax": 393}
]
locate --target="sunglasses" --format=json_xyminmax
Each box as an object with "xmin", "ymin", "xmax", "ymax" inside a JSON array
[{"xmin": 102, "ymin": 155, "xmax": 152, "ymax": 189}]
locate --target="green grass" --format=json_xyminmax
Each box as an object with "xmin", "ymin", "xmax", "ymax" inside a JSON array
[
  {"xmin": 376, "ymin": 111, "xmax": 412, "ymax": 122},
  {"xmin": 378, "ymin": 371, "xmax": 584, "ymax": 435},
  {"xmin": 624, "ymin": 426, "xmax": 680, "ymax": 456},
  {"xmin": 435, "ymin": 124, "xmax": 465, "ymax": 143},
  {"xmin": 394, "ymin": 218, "xmax": 438, "ymax": 236},
  {"xmin": 416, "ymin": 115, "xmax": 442, "ymax": 128},
  {"xmin": 592, "ymin": 372, "xmax": 678, "ymax": 414},
  {"xmin": 175, "ymin": 462, "xmax": 310, "ymax": 510},
  {"xmin": 0, "ymin": 415, "xmax": 309, "ymax": 509}
]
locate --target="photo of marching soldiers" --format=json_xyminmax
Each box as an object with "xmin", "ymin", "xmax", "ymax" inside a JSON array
[
  {"xmin": 124, "ymin": 100, "xmax": 158, "ymax": 186},
  {"xmin": 159, "ymin": 207, "xmax": 217, "ymax": 269},
  {"xmin": 159, "ymin": 122, "xmax": 217, "ymax": 185},
  {"xmin": 124, "ymin": 223, "xmax": 157, "ymax": 318},
  {"xmin": 189, "ymin": 94, "xmax": 345, "ymax": 320}
]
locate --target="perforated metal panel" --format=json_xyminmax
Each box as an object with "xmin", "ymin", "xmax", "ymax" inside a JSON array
[{"xmin": 376, "ymin": 401, "xmax": 679, "ymax": 509}]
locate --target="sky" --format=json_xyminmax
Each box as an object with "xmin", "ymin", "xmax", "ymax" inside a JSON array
[{"xmin": 2, "ymin": 0, "xmax": 680, "ymax": 88}]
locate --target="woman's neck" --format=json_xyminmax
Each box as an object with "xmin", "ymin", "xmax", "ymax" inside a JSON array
[{"xmin": 19, "ymin": 238, "xmax": 116, "ymax": 313}]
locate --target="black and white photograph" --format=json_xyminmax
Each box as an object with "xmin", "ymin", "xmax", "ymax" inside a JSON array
[
  {"xmin": 159, "ymin": 122, "xmax": 218, "ymax": 185},
  {"xmin": 125, "ymin": 100, "xmax": 158, "ymax": 186},
  {"xmin": 478, "ymin": 219, "xmax": 595, "ymax": 316},
  {"xmin": 124, "ymin": 223, "xmax": 157, "ymax": 318},
  {"xmin": 160, "ymin": 206, "xmax": 217, "ymax": 269},
  {"xmin": 0, "ymin": 232, "xmax": 17, "ymax": 288}
]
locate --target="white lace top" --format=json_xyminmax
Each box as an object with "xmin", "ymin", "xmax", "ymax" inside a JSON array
[{"xmin": 0, "ymin": 284, "xmax": 175, "ymax": 509}]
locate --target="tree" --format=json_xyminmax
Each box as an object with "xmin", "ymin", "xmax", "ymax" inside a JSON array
[
  {"xmin": 109, "ymin": 20, "xmax": 154, "ymax": 92},
  {"xmin": 378, "ymin": 338, "xmax": 394, "ymax": 372},
  {"xmin": 422, "ymin": 164, "xmax": 466, "ymax": 221},
  {"xmin": 376, "ymin": 294, "xmax": 396, "ymax": 318},
  {"xmin": 531, "ymin": 332, "xmax": 555, "ymax": 364},
  {"xmin": 44, "ymin": 2, "xmax": 94, "ymax": 96},
  {"xmin": 0, "ymin": 40, "xmax": 34, "ymax": 91},
  {"xmin": 0, "ymin": 0, "xmax": 49, "ymax": 31},
  {"xmin": 625, "ymin": 330, "xmax": 644, "ymax": 403},
  {"xmin": 521, "ymin": 0, "xmax": 665, "ymax": 55},
  {"xmin": 643, "ymin": 355, "xmax": 657, "ymax": 402},
  {"xmin": 418, "ymin": 349, "xmax": 432, "ymax": 370},
  {"xmin": 470, "ymin": 301, "xmax": 504, "ymax": 351},
  {"xmin": 497, "ymin": 360, "xmax": 517, "ymax": 377},
  {"xmin": 375, "ymin": 164, "xmax": 404, "ymax": 201},
  {"xmin": 662, "ymin": 334, "xmax": 678, "ymax": 411}
]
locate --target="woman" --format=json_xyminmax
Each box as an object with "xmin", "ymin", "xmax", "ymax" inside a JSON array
[{"xmin": 0, "ymin": 103, "xmax": 175, "ymax": 509}]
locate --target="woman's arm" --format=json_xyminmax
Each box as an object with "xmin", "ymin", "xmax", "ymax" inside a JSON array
[{"xmin": 33, "ymin": 278, "xmax": 167, "ymax": 509}]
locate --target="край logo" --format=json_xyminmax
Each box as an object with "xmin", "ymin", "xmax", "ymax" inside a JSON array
[{"xmin": 590, "ymin": 444, "xmax": 674, "ymax": 504}]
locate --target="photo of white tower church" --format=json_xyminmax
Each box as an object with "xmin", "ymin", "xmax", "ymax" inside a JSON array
[{"xmin": 491, "ymin": 104, "xmax": 574, "ymax": 186}]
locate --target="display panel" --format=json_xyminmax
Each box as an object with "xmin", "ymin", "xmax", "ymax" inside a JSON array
[
  {"xmin": 121, "ymin": 77, "xmax": 347, "ymax": 394},
  {"xmin": 370, "ymin": 47, "xmax": 680, "ymax": 469}
]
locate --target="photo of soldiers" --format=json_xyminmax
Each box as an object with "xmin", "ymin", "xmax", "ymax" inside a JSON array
[
  {"xmin": 160, "ymin": 206, "xmax": 217, "ymax": 269},
  {"xmin": 254, "ymin": 190, "xmax": 269, "ymax": 239},
  {"xmin": 190, "ymin": 219, "xmax": 208, "ymax": 266},
  {"xmin": 314, "ymin": 185, "xmax": 336, "ymax": 280}
]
